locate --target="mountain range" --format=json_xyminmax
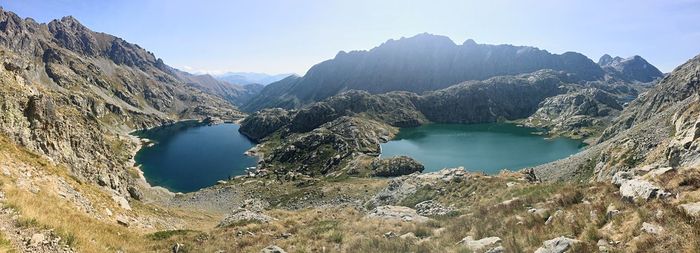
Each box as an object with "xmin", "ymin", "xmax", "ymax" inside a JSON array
[
  {"xmin": 214, "ymin": 72, "xmax": 294, "ymax": 85},
  {"xmin": 242, "ymin": 33, "xmax": 663, "ymax": 112}
]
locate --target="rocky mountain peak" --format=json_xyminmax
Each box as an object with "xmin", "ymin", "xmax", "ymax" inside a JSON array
[
  {"xmin": 48, "ymin": 15, "xmax": 101, "ymax": 56},
  {"xmin": 598, "ymin": 54, "xmax": 663, "ymax": 82}
]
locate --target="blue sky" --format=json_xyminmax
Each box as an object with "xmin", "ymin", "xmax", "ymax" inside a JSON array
[{"xmin": 3, "ymin": 0, "xmax": 699, "ymax": 75}]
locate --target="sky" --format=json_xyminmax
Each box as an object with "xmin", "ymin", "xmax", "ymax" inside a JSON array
[{"xmin": 3, "ymin": 0, "xmax": 699, "ymax": 75}]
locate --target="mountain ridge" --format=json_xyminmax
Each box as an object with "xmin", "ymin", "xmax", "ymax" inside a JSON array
[{"xmin": 243, "ymin": 33, "xmax": 660, "ymax": 112}]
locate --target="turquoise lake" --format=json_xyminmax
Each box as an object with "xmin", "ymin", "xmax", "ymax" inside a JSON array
[
  {"xmin": 134, "ymin": 122, "xmax": 256, "ymax": 193},
  {"xmin": 380, "ymin": 123, "xmax": 585, "ymax": 173}
]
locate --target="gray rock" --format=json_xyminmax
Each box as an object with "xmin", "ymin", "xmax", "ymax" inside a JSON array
[
  {"xmin": 116, "ymin": 214, "xmax": 129, "ymax": 227},
  {"xmin": 112, "ymin": 195, "xmax": 131, "ymax": 210},
  {"xmin": 261, "ymin": 245, "xmax": 287, "ymax": 253},
  {"xmin": 611, "ymin": 171, "xmax": 634, "ymax": 186},
  {"xmin": 459, "ymin": 236, "xmax": 502, "ymax": 252},
  {"xmin": 619, "ymin": 179, "xmax": 669, "ymax": 202},
  {"xmin": 534, "ymin": 236, "xmax": 581, "ymax": 253},
  {"xmin": 127, "ymin": 186, "xmax": 143, "ymax": 201},
  {"xmin": 679, "ymin": 202, "xmax": 700, "ymax": 216},
  {"xmin": 486, "ymin": 246, "xmax": 506, "ymax": 253}
]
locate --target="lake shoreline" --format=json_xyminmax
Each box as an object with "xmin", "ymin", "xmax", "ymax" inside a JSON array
[{"xmin": 380, "ymin": 122, "xmax": 585, "ymax": 174}]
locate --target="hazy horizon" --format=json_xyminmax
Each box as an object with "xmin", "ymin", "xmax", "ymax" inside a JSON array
[{"xmin": 4, "ymin": 0, "xmax": 699, "ymax": 75}]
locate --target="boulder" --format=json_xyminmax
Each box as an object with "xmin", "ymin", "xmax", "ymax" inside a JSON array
[
  {"xmin": 371, "ymin": 156, "xmax": 425, "ymax": 177},
  {"xmin": 127, "ymin": 186, "xmax": 143, "ymax": 201},
  {"xmin": 112, "ymin": 195, "xmax": 131, "ymax": 210},
  {"xmin": 619, "ymin": 179, "xmax": 669, "ymax": 202},
  {"xmin": 459, "ymin": 236, "xmax": 502, "ymax": 252},
  {"xmin": 261, "ymin": 245, "xmax": 287, "ymax": 253},
  {"xmin": 116, "ymin": 214, "xmax": 130, "ymax": 227},
  {"xmin": 534, "ymin": 236, "xmax": 581, "ymax": 253},
  {"xmin": 679, "ymin": 202, "xmax": 700, "ymax": 216},
  {"xmin": 366, "ymin": 205, "xmax": 429, "ymax": 223}
]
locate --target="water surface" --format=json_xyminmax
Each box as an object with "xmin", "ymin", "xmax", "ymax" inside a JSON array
[
  {"xmin": 134, "ymin": 122, "xmax": 256, "ymax": 193},
  {"xmin": 380, "ymin": 123, "xmax": 584, "ymax": 173}
]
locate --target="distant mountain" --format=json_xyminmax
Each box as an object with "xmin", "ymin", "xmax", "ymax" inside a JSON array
[
  {"xmin": 215, "ymin": 72, "xmax": 293, "ymax": 85},
  {"xmin": 242, "ymin": 33, "xmax": 617, "ymax": 112},
  {"xmin": 598, "ymin": 54, "xmax": 664, "ymax": 82},
  {"xmin": 174, "ymin": 70, "xmax": 264, "ymax": 106}
]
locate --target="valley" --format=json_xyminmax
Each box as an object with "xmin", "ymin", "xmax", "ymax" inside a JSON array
[{"xmin": 0, "ymin": 4, "xmax": 699, "ymax": 253}]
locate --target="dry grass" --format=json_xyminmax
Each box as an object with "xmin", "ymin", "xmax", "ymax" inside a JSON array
[
  {"xmin": 0, "ymin": 135, "xmax": 176, "ymax": 252},
  {"xmin": 1, "ymin": 132, "xmax": 700, "ymax": 252}
]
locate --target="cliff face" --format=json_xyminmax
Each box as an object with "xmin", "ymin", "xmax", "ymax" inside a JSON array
[{"xmin": 0, "ymin": 9, "xmax": 244, "ymax": 196}]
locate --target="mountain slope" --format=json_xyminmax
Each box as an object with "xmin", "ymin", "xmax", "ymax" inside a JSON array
[
  {"xmin": 0, "ymin": 9, "xmax": 244, "ymax": 196},
  {"xmin": 534, "ymin": 53, "xmax": 700, "ymax": 181},
  {"xmin": 243, "ymin": 33, "xmax": 611, "ymax": 111}
]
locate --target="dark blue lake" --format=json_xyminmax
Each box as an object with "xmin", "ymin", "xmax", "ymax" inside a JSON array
[
  {"xmin": 380, "ymin": 123, "xmax": 585, "ymax": 173},
  {"xmin": 134, "ymin": 122, "xmax": 256, "ymax": 193}
]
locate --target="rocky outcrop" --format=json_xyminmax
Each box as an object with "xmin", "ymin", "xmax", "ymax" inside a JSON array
[
  {"xmin": 526, "ymin": 88, "xmax": 622, "ymax": 136},
  {"xmin": 679, "ymin": 202, "xmax": 700, "ymax": 216},
  {"xmin": 418, "ymin": 70, "xmax": 567, "ymax": 123},
  {"xmin": 534, "ymin": 236, "xmax": 581, "ymax": 253},
  {"xmin": 366, "ymin": 205, "xmax": 429, "ymax": 222},
  {"xmin": 535, "ymin": 53, "xmax": 700, "ymax": 182},
  {"xmin": 244, "ymin": 33, "xmax": 608, "ymax": 111},
  {"xmin": 256, "ymin": 116, "xmax": 395, "ymax": 176},
  {"xmin": 619, "ymin": 179, "xmax": 669, "ymax": 202},
  {"xmin": 371, "ymin": 156, "xmax": 425, "ymax": 177},
  {"xmin": 459, "ymin": 236, "xmax": 502, "ymax": 253},
  {"xmin": 239, "ymin": 108, "xmax": 293, "ymax": 142}
]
